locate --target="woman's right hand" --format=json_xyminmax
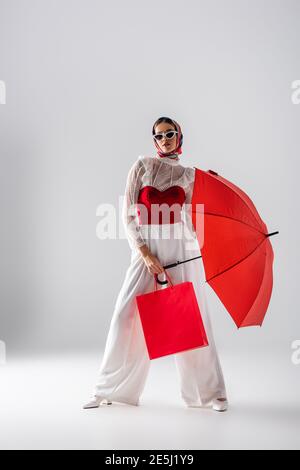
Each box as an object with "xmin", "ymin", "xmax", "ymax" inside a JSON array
[{"xmin": 138, "ymin": 244, "xmax": 165, "ymax": 275}]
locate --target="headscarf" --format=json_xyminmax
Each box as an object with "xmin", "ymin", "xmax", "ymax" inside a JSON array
[{"xmin": 152, "ymin": 118, "xmax": 183, "ymax": 158}]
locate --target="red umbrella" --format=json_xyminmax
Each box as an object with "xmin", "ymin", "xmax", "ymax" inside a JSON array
[{"xmin": 191, "ymin": 168, "xmax": 279, "ymax": 328}]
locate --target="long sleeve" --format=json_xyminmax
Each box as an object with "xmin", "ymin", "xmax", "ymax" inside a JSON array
[
  {"xmin": 122, "ymin": 158, "xmax": 147, "ymax": 251},
  {"xmin": 182, "ymin": 167, "xmax": 197, "ymax": 241}
]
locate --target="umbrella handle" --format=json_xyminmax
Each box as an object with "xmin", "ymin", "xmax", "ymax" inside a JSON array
[
  {"xmin": 154, "ymin": 270, "xmax": 174, "ymax": 289},
  {"xmin": 154, "ymin": 255, "xmax": 202, "ymax": 286},
  {"xmin": 155, "ymin": 274, "xmax": 168, "ymax": 286}
]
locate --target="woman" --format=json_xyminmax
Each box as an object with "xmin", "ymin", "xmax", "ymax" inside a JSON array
[{"xmin": 83, "ymin": 117, "xmax": 228, "ymax": 412}]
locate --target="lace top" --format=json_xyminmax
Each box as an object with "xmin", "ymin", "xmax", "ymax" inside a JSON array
[{"xmin": 122, "ymin": 154, "xmax": 196, "ymax": 250}]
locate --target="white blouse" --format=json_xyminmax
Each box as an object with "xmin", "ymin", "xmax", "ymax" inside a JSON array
[{"xmin": 122, "ymin": 154, "xmax": 197, "ymax": 251}]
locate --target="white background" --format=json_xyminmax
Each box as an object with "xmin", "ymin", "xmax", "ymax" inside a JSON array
[{"xmin": 0, "ymin": 0, "xmax": 299, "ymax": 450}]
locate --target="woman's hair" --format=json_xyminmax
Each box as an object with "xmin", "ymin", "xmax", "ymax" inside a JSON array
[{"xmin": 152, "ymin": 116, "xmax": 177, "ymax": 135}]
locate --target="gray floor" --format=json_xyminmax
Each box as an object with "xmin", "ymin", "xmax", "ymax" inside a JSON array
[{"xmin": 0, "ymin": 348, "xmax": 299, "ymax": 450}]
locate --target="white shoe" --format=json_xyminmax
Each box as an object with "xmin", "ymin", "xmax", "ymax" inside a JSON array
[
  {"xmin": 82, "ymin": 395, "xmax": 112, "ymax": 409},
  {"xmin": 212, "ymin": 398, "xmax": 228, "ymax": 412}
]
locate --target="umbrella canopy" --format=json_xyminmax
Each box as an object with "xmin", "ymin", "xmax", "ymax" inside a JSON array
[{"xmin": 191, "ymin": 168, "xmax": 278, "ymax": 328}]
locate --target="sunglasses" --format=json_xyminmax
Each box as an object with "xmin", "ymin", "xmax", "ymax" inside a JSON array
[{"xmin": 153, "ymin": 130, "xmax": 178, "ymax": 142}]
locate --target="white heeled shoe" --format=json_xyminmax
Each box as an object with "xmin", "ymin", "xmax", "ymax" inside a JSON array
[
  {"xmin": 212, "ymin": 398, "xmax": 228, "ymax": 412},
  {"xmin": 82, "ymin": 395, "xmax": 112, "ymax": 409}
]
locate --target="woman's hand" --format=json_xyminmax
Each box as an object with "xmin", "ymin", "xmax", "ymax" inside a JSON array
[{"xmin": 138, "ymin": 244, "xmax": 165, "ymax": 275}]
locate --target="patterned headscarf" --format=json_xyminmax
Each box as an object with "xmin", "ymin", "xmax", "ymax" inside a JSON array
[{"xmin": 152, "ymin": 118, "xmax": 183, "ymax": 158}]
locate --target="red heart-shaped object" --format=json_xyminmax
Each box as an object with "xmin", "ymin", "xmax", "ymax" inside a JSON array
[{"xmin": 137, "ymin": 185, "xmax": 186, "ymax": 224}]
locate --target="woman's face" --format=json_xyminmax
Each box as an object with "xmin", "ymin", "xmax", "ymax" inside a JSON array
[{"xmin": 154, "ymin": 122, "xmax": 178, "ymax": 154}]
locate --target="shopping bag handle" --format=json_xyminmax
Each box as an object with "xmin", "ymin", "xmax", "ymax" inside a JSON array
[{"xmin": 154, "ymin": 270, "xmax": 174, "ymax": 291}]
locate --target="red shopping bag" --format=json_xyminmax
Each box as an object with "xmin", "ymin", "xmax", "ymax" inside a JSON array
[{"xmin": 135, "ymin": 270, "xmax": 209, "ymax": 360}]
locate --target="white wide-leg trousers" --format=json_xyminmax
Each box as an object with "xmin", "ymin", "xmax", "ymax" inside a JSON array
[{"xmin": 93, "ymin": 221, "xmax": 227, "ymax": 407}]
